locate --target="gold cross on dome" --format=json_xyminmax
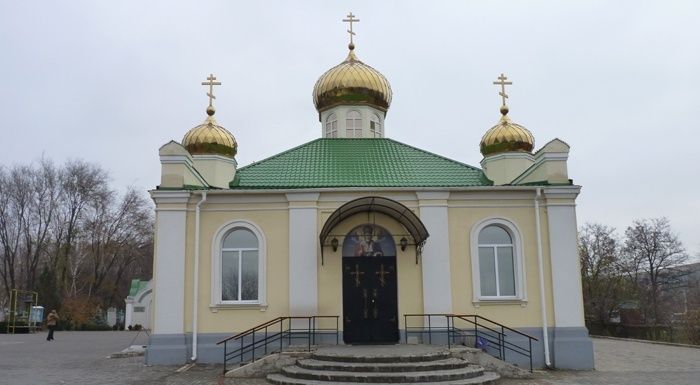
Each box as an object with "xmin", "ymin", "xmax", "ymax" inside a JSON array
[
  {"xmin": 201, "ymin": 73, "xmax": 221, "ymax": 107},
  {"xmin": 342, "ymin": 12, "xmax": 360, "ymax": 45},
  {"xmin": 493, "ymin": 73, "xmax": 513, "ymax": 106}
]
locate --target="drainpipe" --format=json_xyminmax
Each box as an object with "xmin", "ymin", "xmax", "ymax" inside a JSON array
[
  {"xmin": 534, "ymin": 188, "xmax": 552, "ymax": 368},
  {"xmin": 191, "ymin": 191, "xmax": 207, "ymax": 362}
]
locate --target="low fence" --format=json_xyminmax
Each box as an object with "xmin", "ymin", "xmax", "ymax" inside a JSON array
[{"xmin": 586, "ymin": 321, "xmax": 700, "ymax": 345}]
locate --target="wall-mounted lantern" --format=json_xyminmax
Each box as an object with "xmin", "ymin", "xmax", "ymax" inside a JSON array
[
  {"xmin": 400, "ymin": 237, "xmax": 408, "ymax": 251},
  {"xmin": 331, "ymin": 237, "xmax": 339, "ymax": 252}
]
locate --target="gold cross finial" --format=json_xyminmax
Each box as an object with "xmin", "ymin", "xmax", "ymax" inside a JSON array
[
  {"xmin": 493, "ymin": 73, "xmax": 513, "ymax": 115},
  {"xmin": 342, "ymin": 12, "xmax": 360, "ymax": 48},
  {"xmin": 493, "ymin": 73, "xmax": 512, "ymax": 107},
  {"xmin": 201, "ymin": 73, "xmax": 221, "ymax": 108}
]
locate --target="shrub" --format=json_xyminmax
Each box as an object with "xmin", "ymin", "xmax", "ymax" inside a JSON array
[
  {"xmin": 79, "ymin": 322, "xmax": 113, "ymax": 331},
  {"xmin": 61, "ymin": 296, "xmax": 99, "ymax": 329},
  {"xmin": 0, "ymin": 321, "xmax": 30, "ymax": 334},
  {"xmin": 680, "ymin": 311, "xmax": 700, "ymax": 345}
]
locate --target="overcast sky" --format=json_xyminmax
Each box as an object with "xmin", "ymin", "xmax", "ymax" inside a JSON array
[{"xmin": 1, "ymin": 1, "xmax": 698, "ymax": 258}]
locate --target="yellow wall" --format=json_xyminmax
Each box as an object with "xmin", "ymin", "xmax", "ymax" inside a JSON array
[
  {"xmin": 174, "ymin": 189, "xmax": 567, "ymax": 333},
  {"xmin": 183, "ymin": 198, "xmax": 290, "ymax": 333},
  {"xmin": 447, "ymin": 198, "xmax": 555, "ymax": 327}
]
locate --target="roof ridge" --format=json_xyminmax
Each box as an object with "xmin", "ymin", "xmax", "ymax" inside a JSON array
[{"xmin": 382, "ymin": 138, "xmax": 484, "ymax": 172}]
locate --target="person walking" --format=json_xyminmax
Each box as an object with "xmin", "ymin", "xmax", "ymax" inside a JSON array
[{"xmin": 46, "ymin": 310, "xmax": 59, "ymax": 341}]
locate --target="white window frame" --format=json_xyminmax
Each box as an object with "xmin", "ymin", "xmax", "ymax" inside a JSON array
[
  {"xmin": 346, "ymin": 110, "xmax": 363, "ymax": 138},
  {"xmin": 325, "ymin": 113, "xmax": 338, "ymax": 138},
  {"xmin": 470, "ymin": 218, "xmax": 527, "ymax": 304},
  {"xmin": 370, "ymin": 114, "xmax": 382, "ymax": 138},
  {"xmin": 211, "ymin": 220, "xmax": 267, "ymax": 307}
]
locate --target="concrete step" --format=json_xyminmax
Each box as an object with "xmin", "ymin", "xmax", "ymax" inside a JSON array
[
  {"xmin": 267, "ymin": 371, "xmax": 500, "ymax": 385},
  {"xmin": 280, "ymin": 365, "xmax": 486, "ymax": 383},
  {"xmin": 311, "ymin": 346, "xmax": 452, "ymax": 363},
  {"xmin": 296, "ymin": 357, "xmax": 470, "ymax": 372}
]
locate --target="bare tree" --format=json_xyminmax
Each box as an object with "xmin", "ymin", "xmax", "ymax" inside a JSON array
[
  {"xmin": 0, "ymin": 165, "xmax": 32, "ymax": 302},
  {"xmin": 0, "ymin": 158, "xmax": 154, "ymax": 324},
  {"xmin": 21, "ymin": 159, "xmax": 60, "ymax": 291},
  {"xmin": 84, "ymin": 188, "xmax": 153, "ymax": 306},
  {"xmin": 53, "ymin": 160, "xmax": 110, "ymax": 297},
  {"xmin": 622, "ymin": 217, "xmax": 688, "ymax": 326},
  {"xmin": 579, "ymin": 223, "xmax": 624, "ymax": 323}
]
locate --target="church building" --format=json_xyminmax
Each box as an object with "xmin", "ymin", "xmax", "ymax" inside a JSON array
[{"xmin": 147, "ymin": 15, "xmax": 594, "ymax": 370}]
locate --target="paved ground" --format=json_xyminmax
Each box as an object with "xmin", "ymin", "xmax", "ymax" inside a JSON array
[
  {"xmin": 500, "ymin": 337, "xmax": 700, "ymax": 385},
  {"xmin": 0, "ymin": 332, "xmax": 699, "ymax": 384}
]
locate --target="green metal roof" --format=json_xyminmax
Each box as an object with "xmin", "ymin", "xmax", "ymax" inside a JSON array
[
  {"xmin": 230, "ymin": 138, "xmax": 491, "ymax": 189},
  {"xmin": 128, "ymin": 279, "xmax": 149, "ymax": 297}
]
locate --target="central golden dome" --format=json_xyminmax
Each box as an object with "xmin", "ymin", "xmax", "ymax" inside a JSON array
[{"xmin": 313, "ymin": 46, "xmax": 392, "ymax": 113}]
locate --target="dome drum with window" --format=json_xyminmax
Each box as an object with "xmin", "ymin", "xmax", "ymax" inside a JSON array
[
  {"xmin": 315, "ymin": 42, "xmax": 392, "ymax": 138},
  {"xmin": 323, "ymin": 109, "xmax": 385, "ymax": 138}
]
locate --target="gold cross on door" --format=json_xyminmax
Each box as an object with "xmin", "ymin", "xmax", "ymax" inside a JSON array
[
  {"xmin": 350, "ymin": 264, "xmax": 365, "ymax": 287},
  {"xmin": 375, "ymin": 263, "xmax": 390, "ymax": 287}
]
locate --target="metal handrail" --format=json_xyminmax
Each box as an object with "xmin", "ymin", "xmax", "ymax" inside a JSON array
[
  {"xmin": 215, "ymin": 315, "xmax": 339, "ymax": 374},
  {"xmin": 455, "ymin": 314, "xmax": 539, "ymax": 340},
  {"xmin": 403, "ymin": 313, "xmax": 538, "ymax": 372}
]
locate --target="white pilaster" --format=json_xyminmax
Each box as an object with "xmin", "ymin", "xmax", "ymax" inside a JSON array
[
  {"xmin": 150, "ymin": 191, "xmax": 190, "ymax": 334},
  {"xmin": 125, "ymin": 298, "xmax": 134, "ymax": 327},
  {"xmin": 287, "ymin": 193, "xmax": 320, "ymax": 316},
  {"xmin": 417, "ymin": 192, "xmax": 453, "ymax": 318},
  {"xmin": 544, "ymin": 187, "xmax": 585, "ymax": 327}
]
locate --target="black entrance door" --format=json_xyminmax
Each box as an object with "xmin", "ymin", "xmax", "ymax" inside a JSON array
[{"xmin": 342, "ymin": 256, "xmax": 399, "ymax": 344}]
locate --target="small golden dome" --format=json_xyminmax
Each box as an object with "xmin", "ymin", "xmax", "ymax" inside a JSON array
[
  {"xmin": 313, "ymin": 47, "xmax": 392, "ymax": 113},
  {"xmin": 182, "ymin": 109, "xmax": 237, "ymax": 157},
  {"xmin": 480, "ymin": 112, "xmax": 535, "ymax": 156}
]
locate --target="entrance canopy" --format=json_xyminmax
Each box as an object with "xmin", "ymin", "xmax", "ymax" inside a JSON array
[{"xmin": 319, "ymin": 196, "xmax": 429, "ymax": 264}]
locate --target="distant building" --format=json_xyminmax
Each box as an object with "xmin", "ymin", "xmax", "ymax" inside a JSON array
[
  {"xmin": 125, "ymin": 279, "xmax": 152, "ymax": 330},
  {"xmin": 665, "ymin": 262, "xmax": 700, "ymax": 316}
]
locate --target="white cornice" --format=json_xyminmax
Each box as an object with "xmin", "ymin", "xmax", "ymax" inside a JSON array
[
  {"xmin": 415, "ymin": 191, "xmax": 450, "ymax": 200},
  {"xmin": 149, "ymin": 191, "xmax": 191, "ymax": 204},
  {"xmin": 285, "ymin": 192, "xmax": 321, "ymax": 202},
  {"xmin": 534, "ymin": 152, "xmax": 569, "ymax": 162},
  {"xmin": 160, "ymin": 154, "xmax": 195, "ymax": 167},
  {"xmin": 480, "ymin": 152, "xmax": 535, "ymax": 167},
  {"xmin": 543, "ymin": 186, "xmax": 581, "ymax": 200},
  {"xmin": 192, "ymin": 154, "xmax": 238, "ymax": 166},
  {"xmin": 202, "ymin": 185, "xmax": 569, "ymax": 195}
]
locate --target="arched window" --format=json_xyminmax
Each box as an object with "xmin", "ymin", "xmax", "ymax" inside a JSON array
[
  {"xmin": 346, "ymin": 110, "xmax": 362, "ymax": 138},
  {"xmin": 325, "ymin": 113, "xmax": 338, "ymax": 138},
  {"xmin": 470, "ymin": 218, "xmax": 526, "ymax": 302},
  {"xmin": 370, "ymin": 114, "xmax": 382, "ymax": 138},
  {"xmin": 212, "ymin": 221, "xmax": 266, "ymax": 306}
]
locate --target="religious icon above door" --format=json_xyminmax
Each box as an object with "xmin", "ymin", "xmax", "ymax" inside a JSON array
[{"xmin": 342, "ymin": 224, "xmax": 397, "ymax": 257}]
